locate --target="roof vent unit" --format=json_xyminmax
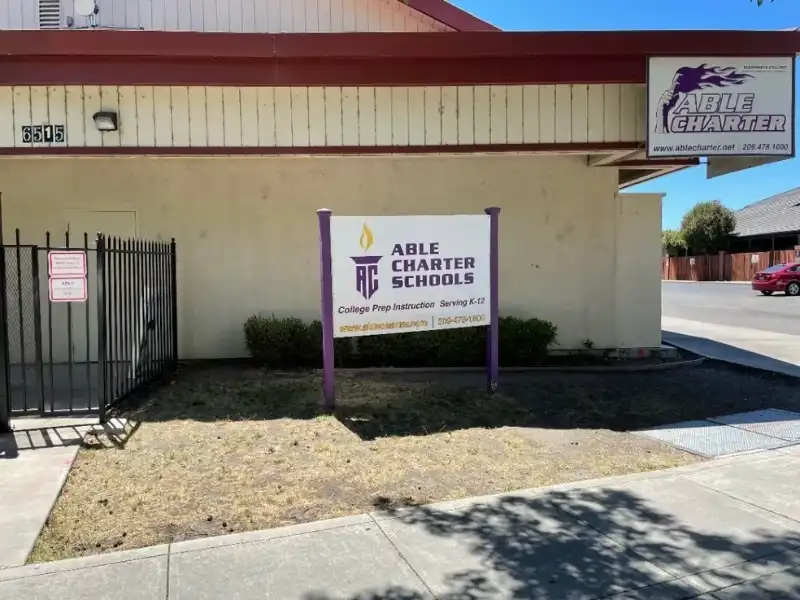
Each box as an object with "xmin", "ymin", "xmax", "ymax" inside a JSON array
[
  {"xmin": 73, "ymin": 0, "xmax": 99, "ymax": 28},
  {"xmin": 66, "ymin": 0, "xmax": 144, "ymax": 30},
  {"xmin": 38, "ymin": 0, "xmax": 61, "ymax": 29}
]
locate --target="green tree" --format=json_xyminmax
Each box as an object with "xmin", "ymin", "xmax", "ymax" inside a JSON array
[
  {"xmin": 662, "ymin": 229, "xmax": 687, "ymax": 257},
  {"xmin": 679, "ymin": 200, "xmax": 736, "ymax": 255}
]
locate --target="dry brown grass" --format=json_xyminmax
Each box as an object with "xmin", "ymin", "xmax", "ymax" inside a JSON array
[{"xmin": 37, "ymin": 362, "xmax": 798, "ymax": 563}]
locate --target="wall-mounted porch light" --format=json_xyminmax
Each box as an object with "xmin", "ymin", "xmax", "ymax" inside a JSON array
[{"xmin": 92, "ymin": 111, "xmax": 119, "ymax": 132}]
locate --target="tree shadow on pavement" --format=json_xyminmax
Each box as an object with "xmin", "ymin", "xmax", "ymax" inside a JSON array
[{"xmin": 303, "ymin": 486, "xmax": 800, "ymax": 599}]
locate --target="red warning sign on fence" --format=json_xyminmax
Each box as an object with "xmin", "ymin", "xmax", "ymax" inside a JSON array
[{"xmin": 48, "ymin": 251, "xmax": 87, "ymax": 278}]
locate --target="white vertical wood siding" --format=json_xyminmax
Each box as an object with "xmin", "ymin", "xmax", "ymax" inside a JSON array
[
  {"xmin": 0, "ymin": 0, "xmax": 449, "ymax": 32},
  {"xmin": 0, "ymin": 84, "xmax": 646, "ymax": 149}
]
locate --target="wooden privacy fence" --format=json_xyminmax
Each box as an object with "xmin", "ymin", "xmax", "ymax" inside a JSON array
[{"xmin": 662, "ymin": 250, "xmax": 798, "ymax": 282}]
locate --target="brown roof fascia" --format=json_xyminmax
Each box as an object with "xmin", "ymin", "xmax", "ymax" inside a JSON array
[
  {"xmin": 0, "ymin": 30, "xmax": 797, "ymax": 87},
  {"xmin": 1, "ymin": 29, "xmax": 799, "ymax": 60}
]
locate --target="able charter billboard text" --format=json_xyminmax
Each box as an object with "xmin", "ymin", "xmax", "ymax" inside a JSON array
[
  {"xmin": 329, "ymin": 215, "xmax": 491, "ymax": 338},
  {"xmin": 647, "ymin": 56, "xmax": 794, "ymax": 158}
]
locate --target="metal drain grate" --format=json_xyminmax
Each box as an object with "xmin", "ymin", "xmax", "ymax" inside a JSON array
[
  {"xmin": 709, "ymin": 409, "xmax": 800, "ymax": 442},
  {"xmin": 635, "ymin": 419, "xmax": 790, "ymax": 458}
]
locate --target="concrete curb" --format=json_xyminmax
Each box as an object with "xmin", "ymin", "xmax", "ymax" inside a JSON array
[
  {"xmin": 0, "ymin": 544, "xmax": 171, "ymax": 582},
  {"xmin": 662, "ymin": 280, "xmax": 750, "ymax": 285},
  {"xmin": 372, "ymin": 444, "xmax": 800, "ymax": 521},
  {"xmin": 703, "ymin": 357, "xmax": 800, "ymax": 381},
  {"xmin": 333, "ymin": 357, "xmax": 707, "ymax": 375},
  {"xmin": 662, "ymin": 338, "xmax": 800, "ymax": 381}
]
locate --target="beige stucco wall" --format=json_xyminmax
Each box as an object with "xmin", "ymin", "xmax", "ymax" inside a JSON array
[
  {"xmin": 614, "ymin": 192, "xmax": 663, "ymax": 349},
  {"xmin": 0, "ymin": 154, "xmax": 660, "ymax": 359}
]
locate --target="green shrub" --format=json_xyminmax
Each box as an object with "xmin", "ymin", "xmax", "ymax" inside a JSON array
[
  {"xmin": 244, "ymin": 314, "xmax": 557, "ymax": 368},
  {"xmin": 498, "ymin": 316, "xmax": 558, "ymax": 366},
  {"xmin": 243, "ymin": 314, "xmax": 320, "ymax": 368}
]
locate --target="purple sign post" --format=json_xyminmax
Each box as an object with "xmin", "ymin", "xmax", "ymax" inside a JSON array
[
  {"xmin": 317, "ymin": 207, "xmax": 500, "ymax": 409},
  {"xmin": 317, "ymin": 209, "xmax": 336, "ymax": 409},
  {"xmin": 485, "ymin": 206, "xmax": 500, "ymax": 393}
]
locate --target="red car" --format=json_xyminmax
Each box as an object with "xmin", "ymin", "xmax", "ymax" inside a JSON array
[{"xmin": 752, "ymin": 262, "xmax": 800, "ymax": 296}]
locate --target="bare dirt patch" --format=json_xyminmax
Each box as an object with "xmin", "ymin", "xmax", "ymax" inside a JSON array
[{"xmin": 30, "ymin": 363, "xmax": 800, "ymax": 563}]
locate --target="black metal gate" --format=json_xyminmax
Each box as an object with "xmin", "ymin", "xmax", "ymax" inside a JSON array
[{"xmin": 0, "ymin": 227, "xmax": 177, "ymax": 431}]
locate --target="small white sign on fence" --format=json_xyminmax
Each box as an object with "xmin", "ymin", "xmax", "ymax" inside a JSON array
[
  {"xmin": 48, "ymin": 251, "xmax": 87, "ymax": 278},
  {"xmin": 689, "ymin": 257, "xmax": 696, "ymax": 266},
  {"xmin": 49, "ymin": 277, "xmax": 87, "ymax": 303},
  {"xmin": 751, "ymin": 254, "xmax": 759, "ymax": 264}
]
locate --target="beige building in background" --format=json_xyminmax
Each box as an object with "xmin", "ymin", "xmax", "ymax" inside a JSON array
[{"xmin": 0, "ymin": 0, "xmax": 794, "ymax": 359}]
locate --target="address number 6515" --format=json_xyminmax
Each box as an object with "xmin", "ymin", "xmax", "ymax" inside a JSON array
[{"xmin": 21, "ymin": 124, "xmax": 66, "ymax": 144}]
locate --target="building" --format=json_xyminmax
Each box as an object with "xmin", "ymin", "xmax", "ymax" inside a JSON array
[
  {"xmin": 730, "ymin": 187, "xmax": 800, "ymax": 253},
  {"xmin": 0, "ymin": 1, "xmax": 798, "ymax": 360}
]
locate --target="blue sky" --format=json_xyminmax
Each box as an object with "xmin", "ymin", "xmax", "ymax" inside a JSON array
[{"xmin": 451, "ymin": 0, "xmax": 800, "ymax": 229}]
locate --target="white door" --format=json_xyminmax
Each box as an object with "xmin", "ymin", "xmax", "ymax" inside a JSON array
[{"xmin": 45, "ymin": 211, "xmax": 137, "ymax": 364}]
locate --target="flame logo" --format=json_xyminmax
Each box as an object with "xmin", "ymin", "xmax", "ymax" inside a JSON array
[
  {"xmin": 359, "ymin": 222, "xmax": 374, "ymax": 252},
  {"xmin": 656, "ymin": 64, "xmax": 753, "ymax": 134}
]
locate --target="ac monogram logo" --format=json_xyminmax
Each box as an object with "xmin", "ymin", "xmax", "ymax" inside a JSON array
[{"xmin": 351, "ymin": 223, "xmax": 382, "ymax": 300}]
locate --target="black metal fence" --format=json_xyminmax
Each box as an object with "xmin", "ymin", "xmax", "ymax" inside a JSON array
[
  {"xmin": 0, "ymin": 229, "xmax": 177, "ymax": 431},
  {"xmin": 97, "ymin": 235, "xmax": 178, "ymax": 416}
]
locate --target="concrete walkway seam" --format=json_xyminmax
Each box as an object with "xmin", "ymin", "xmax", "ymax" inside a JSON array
[
  {"xmin": 694, "ymin": 548, "xmax": 800, "ymax": 598},
  {"xmin": 368, "ymin": 513, "xmax": 438, "ymax": 599},
  {"xmin": 687, "ymin": 476, "xmax": 800, "ymax": 528}
]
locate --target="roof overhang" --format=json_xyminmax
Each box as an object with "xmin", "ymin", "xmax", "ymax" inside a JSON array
[
  {"xmin": 619, "ymin": 166, "xmax": 693, "ymax": 189},
  {"xmin": 399, "ymin": 0, "xmax": 499, "ymax": 31},
  {"xmin": 587, "ymin": 150, "xmax": 700, "ymax": 189},
  {"xmin": 0, "ymin": 29, "xmax": 797, "ymax": 86}
]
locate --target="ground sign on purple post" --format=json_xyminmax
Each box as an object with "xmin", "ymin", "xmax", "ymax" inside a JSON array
[{"xmin": 317, "ymin": 210, "xmax": 500, "ymax": 408}]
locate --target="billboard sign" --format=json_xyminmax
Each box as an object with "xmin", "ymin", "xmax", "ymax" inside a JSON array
[
  {"xmin": 317, "ymin": 209, "xmax": 500, "ymax": 408},
  {"xmin": 329, "ymin": 215, "xmax": 491, "ymax": 338},
  {"xmin": 647, "ymin": 56, "xmax": 795, "ymax": 158}
]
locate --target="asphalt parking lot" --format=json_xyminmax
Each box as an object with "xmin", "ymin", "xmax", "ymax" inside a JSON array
[{"xmin": 662, "ymin": 281, "xmax": 800, "ymax": 336}]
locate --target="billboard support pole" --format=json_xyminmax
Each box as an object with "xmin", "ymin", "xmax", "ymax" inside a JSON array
[
  {"xmin": 485, "ymin": 206, "xmax": 500, "ymax": 394},
  {"xmin": 317, "ymin": 209, "xmax": 336, "ymax": 410}
]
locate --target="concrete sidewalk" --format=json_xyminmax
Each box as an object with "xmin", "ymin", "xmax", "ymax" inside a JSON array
[
  {"xmin": 663, "ymin": 316, "xmax": 800, "ymax": 378},
  {"xmin": 2, "ymin": 446, "xmax": 800, "ymax": 599},
  {"xmin": 0, "ymin": 417, "xmax": 98, "ymax": 569}
]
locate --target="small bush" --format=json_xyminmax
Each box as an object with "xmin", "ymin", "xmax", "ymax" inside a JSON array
[
  {"xmin": 499, "ymin": 316, "xmax": 558, "ymax": 366},
  {"xmin": 243, "ymin": 314, "xmax": 320, "ymax": 368},
  {"xmin": 244, "ymin": 314, "xmax": 557, "ymax": 368}
]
